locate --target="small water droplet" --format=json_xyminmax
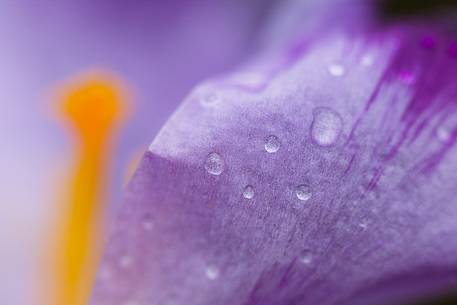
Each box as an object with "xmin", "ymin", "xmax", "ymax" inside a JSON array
[
  {"xmin": 328, "ymin": 64, "xmax": 345, "ymax": 76},
  {"xmin": 205, "ymin": 265, "xmax": 219, "ymax": 280},
  {"xmin": 242, "ymin": 185, "xmax": 255, "ymax": 199},
  {"xmin": 398, "ymin": 71, "xmax": 415, "ymax": 85},
  {"xmin": 437, "ymin": 127, "xmax": 451, "ymax": 143},
  {"xmin": 204, "ymin": 152, "xmax": 225, "ymax": 175},
  {"xmin": 296, "ymin": 184, "xmax": 312, "ymax": 201},
  {"xmin": 359, "ymin": 220, "xmax": 368, "ymax": 230},
  {"xmin": 311, "ymin": 107, "xmax": 343, "ymax": 146},
  {"xmin": 361, "ymin": 55, "xmax": 374, "ymax": 67},
  {"xmin": 119, "ymin": 255, "xmax": 133, "ymax": 269},
  {"xmin": 264, "ymin": 135, "xmax": 280, "ymax": 153},
  {"xmin": 299, "ymin": 250, "xmax": 312, "ymax": 264},
  {"xmin": 141, "ymin": 214, "xmax": 154, "ymax": 231},
  {"xmin": 200, "ymin": 93, "xmax": 220, "ymax": 107}
]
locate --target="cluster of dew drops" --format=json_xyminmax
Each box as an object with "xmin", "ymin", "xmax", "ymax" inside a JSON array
[
  {"xmin": 114, "ymin": 65, "xmax": 349, "ymax": 303},
  {"xmin": 197, "ymin": 65, "xmax": 354, "ymax": 282},
  {"xmin": 204, "ymin": 106, "xmax": 344, "ymax": 202},
  {"xmin": 117, "ymin": 49, "xmax": 456, "ymax": 304},
  {"xmin": 202, "ymin": 61, "xmax": 350, "ymax": 201},
  {"xmin": 200, "ymin": 106, "xmax": 344, "ymax": 280},
  {"xmin": 203, "ymin": 56, "xmax": 453, "ymax": 203},
  {"xmin": 120, "ymin": 61, "xmax": 400, "ymax": 298},
  {"xmin": 119, "ymin": 52, "xmax": 453, "ymax": 304}
]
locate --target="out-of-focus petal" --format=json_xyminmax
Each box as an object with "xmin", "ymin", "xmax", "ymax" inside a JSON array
[{"xmin": 0, "ymin": 1, "xmax": 275, "ymax": 304}]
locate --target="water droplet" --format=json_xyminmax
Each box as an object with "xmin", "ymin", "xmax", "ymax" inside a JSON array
[
  {"xmin": 204, "ymin": 152, "xmax": 225, "ymax": 175},
  {"xmin": 264, "ymin": 135, "xmax": 280, "ymax": 153},
  {"xmin": 119, "ymin": 255, "xmax": 133, "ymax": 269},
  {"xmin": 328, "ymin": 64, "xmax": 345, "ymax": 76},
  {"xmin": 200, "ymin": 93, "xmax": 220, "ymax": 107},
  {"xmin": 141, "ymin": 214, "xmax": 154, "ymax": 231},
  {"xmin": 359, "ymin": 221, "xmax": 368, "ymax": 230},
  {"xmin": 296, "ymin": 184, "xmax": 312, "ymax": 201},
  {"xmin": 361, "ymin": 55, "xmax": 374, "ymax": 67},
  {"xmin": 398, "ymin": 71, "xmax": 415, "ymax": 85},
  {"xmin": 242, "ymin": 185, "xmax": 255, "ymax": 199},
  {"xmin": 311, "ymin": 107, "xmax": 343, "ymax": 146},
  {"xmin": 437, "ymin": 127, "xmax": 451, "ymax": 143},
  {"xmin": 299, "ymin": 250, "xmax": 312, "ymax": 264},
  {"xmin": 205, "ymin": 265, "xmax": 219, "ymax": 280}
]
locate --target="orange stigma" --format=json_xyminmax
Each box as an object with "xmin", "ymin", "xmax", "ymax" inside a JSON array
[{"xmin": 45, "ymin": 72, "xmax": 129, "ymax": 305}]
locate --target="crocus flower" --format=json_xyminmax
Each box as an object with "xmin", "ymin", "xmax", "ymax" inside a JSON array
[{"xmin": 90, "ymin": 1, "xmax": 457, "ymax": 305}]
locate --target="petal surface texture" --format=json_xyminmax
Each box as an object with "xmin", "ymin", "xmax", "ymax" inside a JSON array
[{"xmin": 91, "ymin": 8, "xmax": 457, "ymax": 305}]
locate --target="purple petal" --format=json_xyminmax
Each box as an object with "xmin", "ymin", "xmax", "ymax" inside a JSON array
[{"xmin": 91, "ymin": 3, "xmax": 457, "ymax": 305}]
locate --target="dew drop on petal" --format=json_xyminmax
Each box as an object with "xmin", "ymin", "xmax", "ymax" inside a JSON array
[
  {"xmin": 359, "ymin": 221, "xmax": 368, "ymax": 230},
  {"xmin": 141, "ymin": 214, "xmax": 154, "ymax": 231},
  {"xmin": 328, "ymin": 64, "xmax": 345, "ymax": 76},
  {"xmin": 242, "ymin": 185, "xmax": 255, "ymax": 199},
  {"xmin": 299, "ymin": 250, "xmax": 313, "ymax": 264},
  {"xmin": 200, "ymin": 92, "xmax": 219, "ymax": 107},
  {"xmin": 311, "ymin": 107, "xmax": 343, "ymax": 146},
  {"xmin": 204, "ymin": 152, "xmax": 225, "ymax": 175},
  {"xmin": 296, "ymin": 184, "xmax": 312, "ymax": 201},
  {"xmin": 398, "ymin": 71, "xmax": 415, "ymax": 85},
  {"xmin": 264, "ymin": 135, "xmax": 280, "ymax": 153},
  {"xmin": 205, "ymin": 265, "xmax": 220, "ymax": 280},
  {"xmin": 119, "ymin": 255, "xmax": 133, "ymax": 269},
  {"xmin": 361, "ymin": 55, "xmax": 374, "ymax": 67},
  {"xmin": 437, "ymin": 127, "xmax": 451, "ymax": 143}
]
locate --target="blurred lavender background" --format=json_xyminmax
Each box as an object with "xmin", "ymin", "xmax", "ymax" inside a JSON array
[{"xmin": 0, "ymin": 1, "xmax": 277, "ymax": 304}]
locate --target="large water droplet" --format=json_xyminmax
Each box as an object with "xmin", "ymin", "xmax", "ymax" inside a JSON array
[
  {"xmin": 328, "ymin": 64, "xmax": 345, "ymax": 76},
  {"xmin": 204, "ymin": 152, "xmax": 225, "ymax": 175},
  {"xmin": 296, "ymin": 184, "xmax": 312, "ymax": 201},
  {"xmin": 243, "ymin": 185, "xmax": 255, "ymax": 199},
  {"xmin": 299, "ymin": 250, "xmax": 313, "ymax": 264},
  {"xmin": 311, "ymin": 107, "xmax": 343, "ymax": 146},
  {"xmin": 264, "ymin": 135, "xmax": 280, "ymax": 153},
  {"xmin": 205, "ymin": 265, "xmax": 220, "ymax": 280}
]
